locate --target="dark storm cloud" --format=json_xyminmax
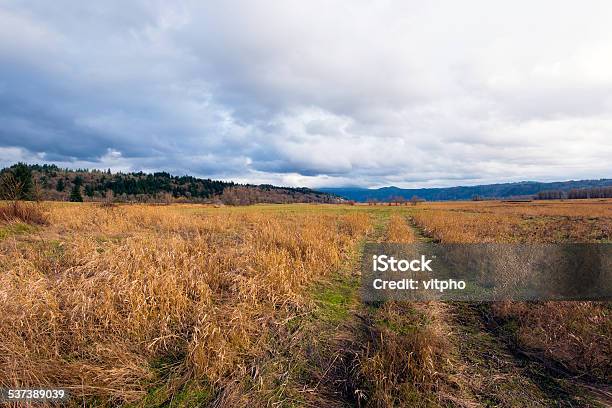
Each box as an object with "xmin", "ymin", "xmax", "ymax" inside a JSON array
[{"xmin": 0, "ymin": 0, "xmax": 611, "ymax": 187}]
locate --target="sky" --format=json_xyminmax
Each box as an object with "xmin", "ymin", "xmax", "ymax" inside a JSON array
[{"xmin": 1, "ymin": 1, "xmax": 611, "ymax": 188}]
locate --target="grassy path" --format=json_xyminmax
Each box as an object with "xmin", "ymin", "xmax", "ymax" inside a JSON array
[
  {"xmin": 405, "ymin": 214, "xmax": 607, "ymax": 407},
  {"xmin": 292, "ymin": 209, "xmax": 453, "ymax": 407}
]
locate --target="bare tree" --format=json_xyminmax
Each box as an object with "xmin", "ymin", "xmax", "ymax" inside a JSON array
[
  {"xmin": 100, "ymin": 189, "xmax": 116, "ymax": 208},
  {"xmin": 162, "ymin": 192, "xmax": 173, "ymax": 205},
  {"xmin": 0, "ymin": 171, "xmax": 48, "ymax": 224},
  {"xmin": 0, "ymin": 172, "xmax": 24, "ymax": 202},
  {"xmin": 410, "ymin": 195, "xmax": 424, "ymax": 206},
  {"xmin": 31, "ymin": 179, "xmax": 44, "ymax": 202},
  {"xmin": 388, "ymin": 195, "xmax": 404, "ymax": 206}
]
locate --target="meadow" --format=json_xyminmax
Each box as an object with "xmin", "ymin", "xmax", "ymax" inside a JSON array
[{"xmin": 0, "ymin": 200, "xmax": 610, "ymax": 407}]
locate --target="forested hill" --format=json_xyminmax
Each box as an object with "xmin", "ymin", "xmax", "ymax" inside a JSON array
[
  {"xmin": 0, "ymin": 163, "xmax": 340, "ymax": 204},
  {"xmin": 320, "ymin": 179, "xmax": 612, "ymax": 202}
]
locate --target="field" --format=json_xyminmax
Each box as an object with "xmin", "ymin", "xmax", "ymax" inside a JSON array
[{"xmin": 0, "ymin": 200, "xmax": 610, "ymax": 407}]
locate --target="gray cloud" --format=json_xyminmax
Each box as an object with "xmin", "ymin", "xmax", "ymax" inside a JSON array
[{"xmin": 0, "ymin": 0, "xmax": 611, "ymax": 187}]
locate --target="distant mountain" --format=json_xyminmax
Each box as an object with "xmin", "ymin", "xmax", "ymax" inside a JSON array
[{"xmin": 320, "ymin": 179, "xmax": 612, "ymax": 202}]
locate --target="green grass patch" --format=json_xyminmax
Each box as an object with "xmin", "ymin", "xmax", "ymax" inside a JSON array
[
  {"xmin": 131, "ymin": 380, "xmax": 215, "ymax": 408},
  {"xmin": 313, "ymin": 276, "xmax": 358, "ymax": 323},
  {"xmin": 0, "ymin": 222, "xmax": 38, "ymax": 239},
  {"xmin": 373, "ymin": 304, "xmax": 431, "ymax": 335},
  {"xmin": 122, "ymin": 349, "xmax": 217, "ymax": 408}
]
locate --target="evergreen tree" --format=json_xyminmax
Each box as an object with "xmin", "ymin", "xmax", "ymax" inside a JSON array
[
  {"xmin": 69, "ymin": 184, "xmax": 83, "ymax": 202},
  {"xmin": 9, "ymin": 162, "xmax": 34, "ymax": 200},
  {"xmin": 56, "ymin": 179, "xmax": 65, "ymax": 192}
]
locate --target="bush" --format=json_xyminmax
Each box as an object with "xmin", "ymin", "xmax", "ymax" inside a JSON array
[
  {"xmin": 0, "ymin": 201, "xmax": 48, "ymax": 225},
  {"xmin": 0, "ymin": 163, "xmax": 34, "ymax": 200}
]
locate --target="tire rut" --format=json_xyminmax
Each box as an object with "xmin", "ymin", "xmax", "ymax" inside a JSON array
[
  {"xmin": 404, "ymin": 215, "xmax": 607, "ymax": 407},
  {"xmin": 294, "ymin": 213, "xmax": 392, "ymax": 407}
]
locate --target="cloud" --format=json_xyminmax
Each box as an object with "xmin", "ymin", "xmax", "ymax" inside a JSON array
[{"xmin": 0, "ymin": 0, "xmax": 611, "ymax": 187}]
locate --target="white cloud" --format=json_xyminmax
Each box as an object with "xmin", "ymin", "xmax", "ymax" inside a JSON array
[{"xmin": 0, "ymin": 0, "xmax": 611, "ymax": 187}]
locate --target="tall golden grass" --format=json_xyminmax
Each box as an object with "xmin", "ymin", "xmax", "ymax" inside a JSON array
[
  {"xmin": 0, "ymin": 200, "xmax": 48, "ymax": 225},
  {"xmin": 1, "ymin": 200, "xmax": 609, "ymax": 406},
  {"xmin": 0, "ymin": 204, "xmax": 371, "ymax": 404},
  {"xmin": 360, "ymin": 301, "xmax": 452, "ymax": 407},
  {"xmin": 385, "ymin": 213, "xmax": 417, "ymax": 243}
]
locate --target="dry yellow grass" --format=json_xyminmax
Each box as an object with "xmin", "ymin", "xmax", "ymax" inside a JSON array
[
  {"xmin": 413, "ymin": 200, "xmax": 612, "ymax": 243},
  {"xmin": 1, "ymin": 200, "xmax": 609, "ymax": 406},
  {"xmin": 0, "ymin": 200, "xmax": 48, "ymax": 225},
  {"xmin": 411, "ymin": 200, "xmax": 611, "ymax": 382},
  {"xmin": 385, "ymin": 213, "xmax": 417, "ymax": 243},
  {"xmin": 493, "ymin": 301, "xmax": 611, "ymax": 381},
  {"xmin": 422, "ymin": 199, "xmax": 612, "ymax": 218},
  {"xmin": 0, "ymin": 203, "xmax": 372, "ymax": 405},
  {"xmin": 361, "ymin": 301, "xmax": 453, "ymax": 407}
]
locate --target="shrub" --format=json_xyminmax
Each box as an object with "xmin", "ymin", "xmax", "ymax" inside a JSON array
[
  {"xmin": 69, "ymin": 185, "xmax": 83, "ymax": 202},
  {"xmin": 0, "ymin": 201, "xmax": 48, "ymax": 225}
]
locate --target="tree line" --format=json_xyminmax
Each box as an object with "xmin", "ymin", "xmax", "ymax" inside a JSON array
[
  {"xmin": 366, "ymin": 195, "xmax": 426, "ymax": 205},
  {"xmin": 536, "ymin": 187, "xmax": 612, "ymax": 200},
  {"xmin": 0, "ymin": 163, "xmax": 338, "ymax": 205}
]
